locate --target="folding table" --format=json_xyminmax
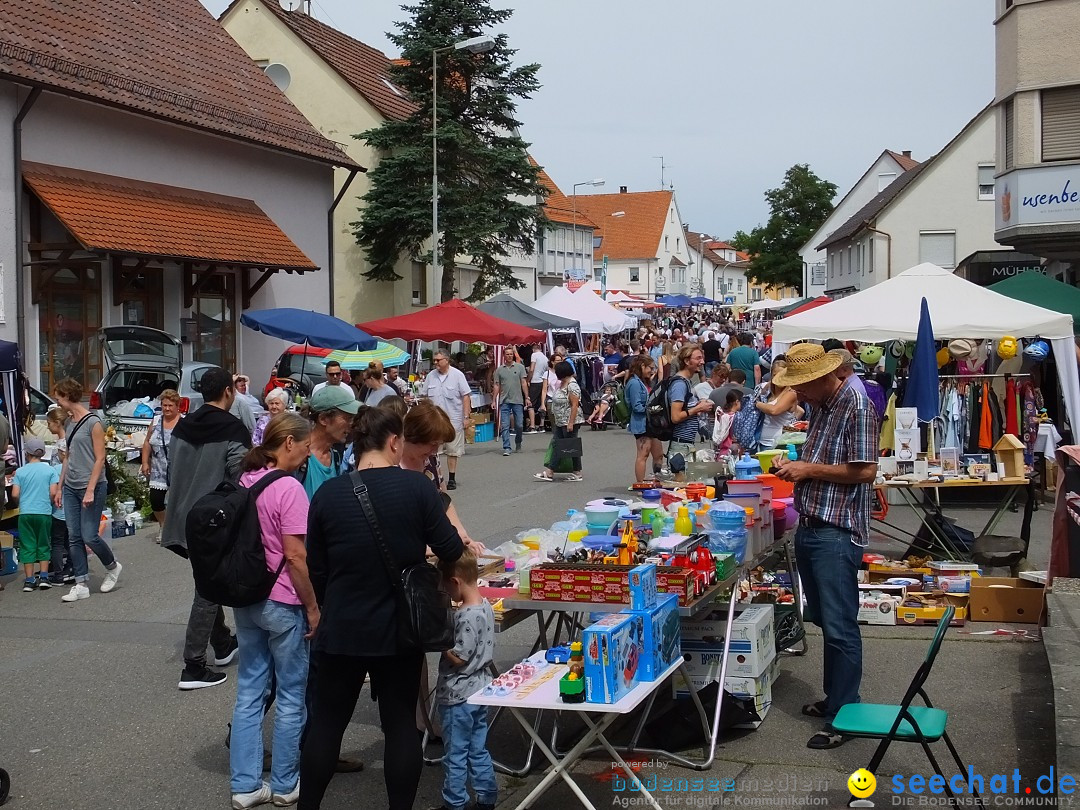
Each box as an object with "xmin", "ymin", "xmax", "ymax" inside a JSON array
[{"xmin": 468, "ymin": 656, "xmax": 707, "ymax": 810}]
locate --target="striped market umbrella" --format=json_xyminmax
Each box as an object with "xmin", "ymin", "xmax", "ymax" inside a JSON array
[{"xmin": 324, "ymin": 342, "xmax": 410, "ymax": 369}]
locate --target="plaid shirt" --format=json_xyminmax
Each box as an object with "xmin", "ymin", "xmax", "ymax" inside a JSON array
[{"xmin": 794, "ymin": 381, "xmax": 879, "ymax": 546}]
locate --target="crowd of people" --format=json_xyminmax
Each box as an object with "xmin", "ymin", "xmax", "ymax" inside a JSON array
[{"xmin": 10, "ymin": 356, "xmax": 498, "ymax": 810}]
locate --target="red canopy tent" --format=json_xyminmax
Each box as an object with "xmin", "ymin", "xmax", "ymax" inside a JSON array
[
  {"xmin": 783, "ymin": 296, "xmax": 832, "ymax": 318},
  {"xmin": 357, "ymin": 299, "xmax": 544, "ymax": 344}
]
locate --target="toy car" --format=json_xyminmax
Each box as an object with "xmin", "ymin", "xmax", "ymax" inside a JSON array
[{"xmin": 545, "ymin": 645, "xmax": 572, "ymax": 664}]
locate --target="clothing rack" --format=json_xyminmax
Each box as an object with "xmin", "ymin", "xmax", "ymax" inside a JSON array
[{"xmin": 935, "ymin": 373, "xmax": 1031, "ymax": 380}]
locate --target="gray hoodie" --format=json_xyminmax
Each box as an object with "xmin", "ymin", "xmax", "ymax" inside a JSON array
[{"xmin": 161, "ymin": 403, "xmax": 251, "ymax": 556}]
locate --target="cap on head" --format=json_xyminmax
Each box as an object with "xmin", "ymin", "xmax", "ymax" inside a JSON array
[
  {"xmin": 23, "ymin": 437, "xmax": 46, "ymax": 458},
  {"xmin": 828, "ymin": 348, "xmax": 857, "ymax": 368},
  {"xmin": 310, "ymin": 385, "xmax": 360, "ymax": 414}
]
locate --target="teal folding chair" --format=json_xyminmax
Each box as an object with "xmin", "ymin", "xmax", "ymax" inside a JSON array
[{"xmin": 831, "ymin": 606, "xmax": 978, "ymax": 803}]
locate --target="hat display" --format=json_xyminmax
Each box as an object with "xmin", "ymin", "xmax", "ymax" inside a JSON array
[
  {"xmin": 858, "ymin": 345, "xmax": 884, "ymax": 366},
  {"xmin": 310, "ymin": 385, "xmax": 361, "ymax": 414},
  {"xmin": 23, "ymin": 437, "xmax": 46, "ymax": 458},
  {"xmin": 936, "ymin": 347, "xmax": 951, "ymax": 368},
  {"xmin": 771, "ymin": 343, "xmax": 844, "ymax": 388},
  {"xmin": 888, "ymin": 340, "xmax": 906, "ymax": 359},
  {"xmin": 947, "ymin": 338, "xmax": 976, "ymax": 360},
  {"xmin": 997, "ymin": 336, "xmax": 1019, "ymax": 360}
]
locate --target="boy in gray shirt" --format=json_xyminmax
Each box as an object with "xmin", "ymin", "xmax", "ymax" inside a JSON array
[{"xmin": 436, "ymin": 550, "xmax": 497, "ymax": 810}]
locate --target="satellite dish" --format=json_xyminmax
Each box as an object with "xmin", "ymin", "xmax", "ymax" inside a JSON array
[
  {"xmin": 278, "ymin": 0, "xmax": 302, "ymax": 10},
  {"xmin": 264, "ymin": 63, "xmax": 292, "ymax": 91}
]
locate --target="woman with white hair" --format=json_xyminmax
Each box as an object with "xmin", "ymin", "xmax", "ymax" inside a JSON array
[{"xmin": 253, "ymin": 387, "xmax": 290, "ymax": 446}]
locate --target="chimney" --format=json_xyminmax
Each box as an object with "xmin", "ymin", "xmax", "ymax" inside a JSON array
[
  {"xmin": 619, "ymin": 186, "xmax": 628, "ymax": 194},
  {"xmin": 902, "ymin": 150, "xmax": 912, "ymax": 158}
]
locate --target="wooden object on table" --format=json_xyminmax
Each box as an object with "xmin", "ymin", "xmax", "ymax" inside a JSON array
[{"xmin": 992, "ymin": 434, "xmax": 1026, "ymax": 479}]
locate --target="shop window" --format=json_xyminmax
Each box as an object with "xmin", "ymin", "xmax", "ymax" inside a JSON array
[
  {"xmin": 629, "ymin": 267, "xmax": 640, "ymax": 283},
  {"xmin": 38, "ymin": 265, "xmax": 104, "ymax": 394},
  {"xmin": 190, "ymin": 272, "xmax": 236, "ymax": 373},
  {"xmin": 1042, "ymin": 86, "xmax": 1080, "ymax": 162},
  {"xmin": 114, "ymin": 265, "xmax": 164, "ymax": 329},
  {"xmin": 412, "ymin": 261, "xmax": 427, "ymax": 306},
  {"xmin": 919, "ymin": 231, "xmax": 956, "ymax": 269}
]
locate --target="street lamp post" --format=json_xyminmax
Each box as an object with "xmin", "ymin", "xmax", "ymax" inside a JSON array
[
  {"xmin": 431, "ymin": 35, "xmax": 496, "ymax": 294},
  {"xmin": 571, "ymin": 179, "xmax": 604, "ymax": 288}
]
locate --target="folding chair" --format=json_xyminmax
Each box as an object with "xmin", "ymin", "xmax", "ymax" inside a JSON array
[{"xmin": 831, "ymin": 606, "xmax": 977, "ymax": 803}]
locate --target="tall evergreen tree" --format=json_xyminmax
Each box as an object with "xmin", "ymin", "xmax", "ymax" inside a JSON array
[
  {"xmin": 730, "ymin": 165, "xmax": 837, "ymax": 292},
  {"xmin": 352, "ymin": 0, "xmax": 546, "ymax": 302}
]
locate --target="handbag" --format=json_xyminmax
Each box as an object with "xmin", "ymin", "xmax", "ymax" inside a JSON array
[
  {"xmin": 349, "ymin": 471, "xmax": 455, "ymax": 652},
  {"xmin": 551, "ymin": 436, "xmax": 583, "ymax": 460}
]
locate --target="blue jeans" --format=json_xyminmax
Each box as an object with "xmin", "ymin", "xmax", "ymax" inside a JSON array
[
  {"xmin": 230, "ymin": 599, "xmax": 310, "ymax": 795},
  {"xmin": 500, "ymin": 402, "xmax": 524, "ymax": 452},
  {"xmin": 794, "ymin": 525, "xmax": 863, "ymax": 719},
  {"xmin": 439, "ymin": 702, "xmax": 497, "ymax": 810},
  {"xmin": 63, "ymin": 481, "xmax": 115, "ymax": 584}
]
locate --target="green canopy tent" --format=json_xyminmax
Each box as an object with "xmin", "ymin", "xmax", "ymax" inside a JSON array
[
  {"xmin": 989, "ymin": 272, "xmax": 1080, "ymax": 334},
  {"xmin": 773, "ymin": 297, "xmax": 813, "ymax": 316}
]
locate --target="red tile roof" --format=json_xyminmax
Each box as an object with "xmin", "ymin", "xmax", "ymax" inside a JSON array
[
  {"xmin": 885, "ymin": 149, "xmax": 920, "ymax": 172},
  {"xmin": 258, "ymin": 1, "xmax": 418, "ymax": 122},
  {"xmin": 574, "ymin": 190, "xmax": 673, "ymax": 260},
  {"xmin": 23, "ymin": 162, "xmax": 317, "ymax": 270},
  {"xmin": 0, "ymin": 0, "xmax": 354, "ymax": 167},
  {"xmin": 529, "ymin": 157, "xmax": 597, "ymax": 228},
  {"xmin": 685, "ymin": 229, "xmax": 725, "ymax": 266}
]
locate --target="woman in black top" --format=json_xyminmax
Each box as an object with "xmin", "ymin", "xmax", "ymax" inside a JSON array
[{"xmin": 299, "ymin": 407, "xmax": 463, "ymax": 810}]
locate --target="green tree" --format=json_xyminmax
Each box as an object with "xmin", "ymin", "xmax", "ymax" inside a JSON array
[
  {"xmin": 730, "ymin": 164, "xmax": 837, "ymax": 292},
  {"xmin": 352, "ymin": 0, "xmax": 547, "ymax": 302}
]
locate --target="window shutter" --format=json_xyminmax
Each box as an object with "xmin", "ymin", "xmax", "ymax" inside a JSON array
[
  {"xmin": 919, "ymin": 232, "xmax": 956, "ymax": 269},
  {"xmin": 1004, "ymin": 100, "xmax": 1015, "ymax": 170},
  {"xmin": 978, "ymin": 165, "xmax": 995, "ymax": 186},
  {"xmin": 1042, "ymin": 86, "xmax": 1080, "ymax": 162}
]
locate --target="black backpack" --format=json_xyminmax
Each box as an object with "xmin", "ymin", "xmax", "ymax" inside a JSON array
[
  {"xmin": 186, "ymin": 470, "xmax": 290, "ymax": 607},
  {"xmin": 645, "ymin": 377, "xmax": 683, "ymax": 441}
]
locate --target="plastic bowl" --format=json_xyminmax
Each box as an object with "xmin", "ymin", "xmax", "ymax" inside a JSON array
[
  {"xmin": 756, "ymin": 473, "xmax": 793, "ymax": 499},
  {"xmin": 584, "ymin": 505, "xmax": 621, "ymax": 525}
]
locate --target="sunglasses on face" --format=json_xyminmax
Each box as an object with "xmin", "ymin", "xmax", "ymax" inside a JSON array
[{"xmin": 328, "ymin": 371, "xmax": 342, "ymax": 377}]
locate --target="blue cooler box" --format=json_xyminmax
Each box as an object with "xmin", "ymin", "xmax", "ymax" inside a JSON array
[
  {"xmin": 474, "ymin": 422, "xmax": 494, "ymax": 443},
  {"xmin": 1, "ymin": 545, "xmax": 16, "ymax": 576}
]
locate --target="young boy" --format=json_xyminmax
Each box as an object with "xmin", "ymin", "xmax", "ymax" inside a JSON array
[
  {"xmin": 11, "ymin": 437, "xmax": 59, "ymax": 591},
  {"xmin": 435, "ymin": 549, "xmax": 497, "ymax": 810}
]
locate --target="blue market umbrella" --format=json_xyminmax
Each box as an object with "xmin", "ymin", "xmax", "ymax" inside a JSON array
[
  {"xmin": 657, "ymin": 294, "xmax": 693, "ymax": 307},
  {"xmin": 903, "ymin": 297, "xmax": 940, "ymax": 422},
  {"xmin": 240, "ymin": 308, "xmax": 377, "ymax": 351},
  {"xmin": 689, "ymin": 296, "xmax": 714, "ymax": 305}
]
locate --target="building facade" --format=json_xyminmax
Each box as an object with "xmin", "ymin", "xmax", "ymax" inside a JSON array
[
  {"xmin": 0, "ymin": 0, "xmax": 352, "ymax": 393},
  {"xmin": 817, "ymin": 106, "xmax": 997, "ymax": 296},
  {"xmin": 993, "ymin": 0, "xmax": 1080, "ymax": 283}
]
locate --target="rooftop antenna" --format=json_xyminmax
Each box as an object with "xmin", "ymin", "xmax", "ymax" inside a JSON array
[{"xmin": 652, "ymin": 155, "xmax": 673, "ymax": 191}]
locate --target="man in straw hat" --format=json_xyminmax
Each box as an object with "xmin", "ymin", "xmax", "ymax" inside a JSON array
[{"xmin": 772, "ymin": 342, "xmax": 879, "ymax": 750}]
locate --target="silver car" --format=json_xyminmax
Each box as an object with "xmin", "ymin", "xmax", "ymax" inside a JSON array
[{"xmin": 90, "ymin": 326, "xmax": 183, "ymax": 433}]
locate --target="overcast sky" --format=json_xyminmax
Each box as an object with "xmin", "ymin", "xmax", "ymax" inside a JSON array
[{"xmin": 203, "ymin": 0, "xmax": 995, "ymax": 241}]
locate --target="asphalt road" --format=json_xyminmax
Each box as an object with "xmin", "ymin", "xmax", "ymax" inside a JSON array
[{"xmin": 0, "ymin": 426, "xmax": 1056, "ymax": 809}]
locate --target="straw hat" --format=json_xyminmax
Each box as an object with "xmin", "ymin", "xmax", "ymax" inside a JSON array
[
  {"xmin": 771, "ymin": 343, "xmax": 844, "ymax": 387},
  {"xmin": 948, "ymin": 338, "xmax": 975, "ymax": 360}
]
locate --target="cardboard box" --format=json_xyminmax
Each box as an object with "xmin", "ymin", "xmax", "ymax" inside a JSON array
[
  {"xmin": 897, "ymin": 594, "xmax": 968, "ymax": 626},
  {"xmin": 623, "ymin": 593, "xmax": 680, "ymax": 681},
  {"xmin": 529, "ymin": 563, "xmax": 696, "ymax": 606},
  {"xmin": 582, "ymin": 612, "xmax": 644, "ymax": 704},
  {"xmin": 681, "ymin": 604, "xmax": 776, "ymax": 678},
  {"xmin": 628, "ymin": 563, "xmax": 657, "ymax": 611},
  {"xmin": 674, "ymin": 659, "xmax": 780, "ymax": 729},
  {"xmin": 858, "ymin": 583, "xmax": 905, "ymax": 626},
  {"xmin": 969, "ymin": 577, "xmax": 1045, "ymax": 624},
  {"xmin": 0, "ymin": 530, "xmax": 13, "ymax": 549},
  {"xmin": 471, "ymin": 411, "xmax": 491, "ymax": 424}
]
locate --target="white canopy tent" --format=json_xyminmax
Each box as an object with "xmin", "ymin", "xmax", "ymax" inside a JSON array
[
  {"xmin": 533, "ymin": 285, "xmax": 635, "ymax": 334},
  {"xmin": 772, "ymin": 262, "xmax": 1080, "ymax": 430},
  {"xmin": 745, "ymin": 296, "xmax": 802, "ymax": 313}
]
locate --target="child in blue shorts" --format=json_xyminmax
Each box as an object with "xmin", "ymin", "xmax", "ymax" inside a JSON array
[{"xmin": 12, "ymin": 437, "xmax": 60, "ymax": 591}]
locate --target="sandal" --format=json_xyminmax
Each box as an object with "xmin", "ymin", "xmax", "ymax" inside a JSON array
[
  {"xmin": 806, "ymin": 730, "xmax": 846, "ymax": 750},
  {"xmin": 801, "ymin": 700, "xmax": 828, "ymax": 718},
  {"xmin": 534, "ymin": 473, "xmax": 555, "ymax": 482},
  {"xmin": 565, "ymin": 473, "xmax": 583, "ymax": 482}
]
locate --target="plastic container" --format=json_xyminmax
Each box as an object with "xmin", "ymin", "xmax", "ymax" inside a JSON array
[
  {"xmin": 474, "ymin": 422, "xmax": 494, "ymax": 442},
  {"xmin": 674, "ymin": 506, "xmax": 693, "ymax": 537},
  {"xmin": 756, "ymin": 472, "xmax": 793, "ymax": 499},
  {"xmin": 684, "ymin": 482, "xmax": 708, "ymax": 502},
  {"xmin": 585, "ymin": 504, "xmax": 622, "ymax": 525},
  {"xmin": 708, "ymin": 500, "xmax": 747, "ymax": 531},
  {"xmin": 725, "ymin": 479, "xmax": 763, "ymax": 498},
  {"xmin": 734, "ymin": 454, "xmax": 762, "ymax": 480},
  {"xmin": 641, "ymin": 489, "xmax": 662, "ymax": 504},
  {"xmin": 772, "ymin": 501, "xmax": 789, "ymax": 539},
  {"xmin": 756, "ymin": 449, "xmax": 786, "ymax": 473},
  {"xmin": 704, "ymin": 526, "xmax": 748, "ymax": 564}
]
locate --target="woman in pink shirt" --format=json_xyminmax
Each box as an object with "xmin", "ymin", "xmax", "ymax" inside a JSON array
[{"xmin": 230, "ymin": 413, "xmax": 319, "ymax": 809}]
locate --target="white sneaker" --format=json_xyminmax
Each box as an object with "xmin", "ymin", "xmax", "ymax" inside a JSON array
[
  {"xmin": 272, "ymin": 780, "xmax": 300, "ymax": 806},
  {"xmin": 232, "ymin": 782, "xmax": 271, "ymax": 809},
  {"xmin": 100, "ymin": 562, "xmax": 122, "ymax": 593},
  {"xmin": 61, "ymin": 583, "xmax": 90, "ymax": 602}
]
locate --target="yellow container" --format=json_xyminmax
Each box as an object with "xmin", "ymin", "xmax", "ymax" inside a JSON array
[
  {"xmin": 521, "ymin": 537, "xmax": 541, "ymax": 551},
  {"xmin": 756, "ymin": 449, "xmax": 786, "ymax": 473},
  {"xmin": 567, "ymin": 529, "xmax": 588, "ymax": 544}
]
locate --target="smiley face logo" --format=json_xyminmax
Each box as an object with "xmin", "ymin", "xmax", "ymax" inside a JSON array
[{"xmin": 848, "ymin": 769, "xmax": 876, "ymax": 799}]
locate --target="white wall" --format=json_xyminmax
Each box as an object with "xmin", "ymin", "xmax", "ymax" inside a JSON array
[
  {"xmin": 800, "ymin": 152, "xmax": 910, "ymax": 297},
  {"xmin": 876, "ymin": 112, "xmax": 996, "ymax": 282},
  {"xmin": 13, "ymin": 90, "xmax": 334, "ymax": 386},
  {"xmin": 0, "ymin": 84, "xmax": 18, "ymax": 345}
]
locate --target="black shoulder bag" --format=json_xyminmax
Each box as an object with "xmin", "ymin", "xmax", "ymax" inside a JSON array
[{"xmin": 349, "ymin": 471, "xmax": 455, "ymax": 652}]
